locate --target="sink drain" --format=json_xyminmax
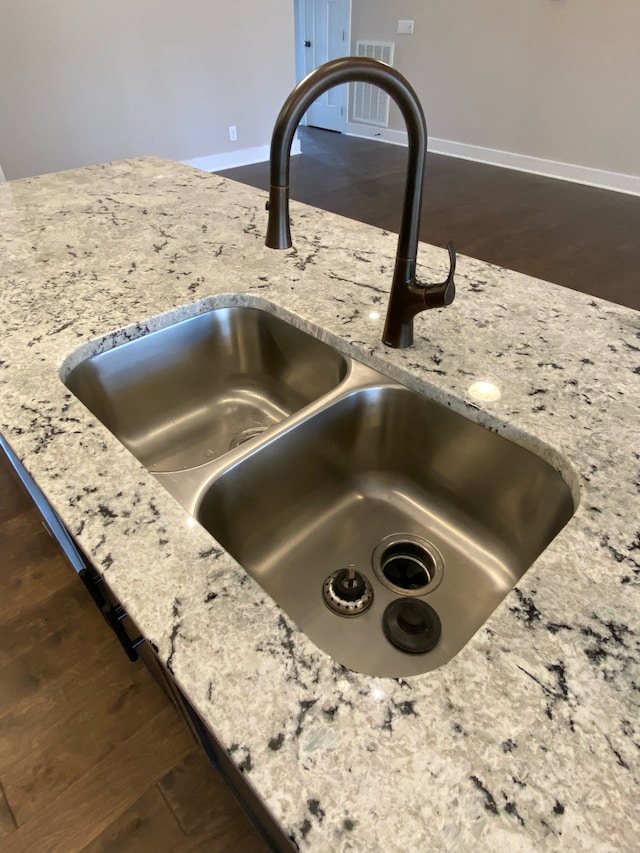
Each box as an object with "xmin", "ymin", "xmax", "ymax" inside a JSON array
[
  {"xmin": 229, "ymin": 425, "xmax": 268, "ymax": 449},
  {"xmin": 372, "ymin": 534, "xmax": 444, "ymax": 596}
]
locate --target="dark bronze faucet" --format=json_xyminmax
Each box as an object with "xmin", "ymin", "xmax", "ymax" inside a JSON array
[{"xmin": 265, "ymin": 57, "xmax": 456, "ymax": 348}]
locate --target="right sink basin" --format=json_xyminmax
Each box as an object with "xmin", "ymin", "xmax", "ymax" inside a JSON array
[{"xmin": 197, "ymin": 383, "xmax": 576, "ymax": 677}]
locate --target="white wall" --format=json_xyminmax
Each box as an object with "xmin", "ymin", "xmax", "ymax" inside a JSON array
[
  {"xmin": 351, "ymin": 0, "xmax": 640, "ymax": 187},
  {"xmin": 0, "ymin": 0, "xmax": 296, "ymax": 179}
]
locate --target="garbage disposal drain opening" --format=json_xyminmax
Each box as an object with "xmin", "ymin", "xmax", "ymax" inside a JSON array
[
  {"xmin": 372, "ymin": 534, "xmax": 444, "ymax": 597},
  {"xmin": 381, "ymin": 543, "xmax": 434, "ymax": 590}
]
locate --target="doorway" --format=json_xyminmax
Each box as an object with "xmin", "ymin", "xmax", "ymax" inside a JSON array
[{"xmin": 294, "ymin": 0, "xmax": 352, "ymax": 132}]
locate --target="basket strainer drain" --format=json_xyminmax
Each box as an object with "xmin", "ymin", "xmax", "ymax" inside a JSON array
[
  {"xmin": 322, "ymin": 565, "xmax": 374, "ymax": 616},
  {"xmin": 229, "ymin": 425, "xmax": 269, "ymax": 449}
]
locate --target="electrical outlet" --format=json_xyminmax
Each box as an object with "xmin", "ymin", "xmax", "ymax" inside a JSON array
[
  {"xmin": 229, "ymin": 125, "xmax": 237, "ymax": 142},
  {"xmin": 397, "ymin": 19, "xmax": 414, "ymax": 35}
]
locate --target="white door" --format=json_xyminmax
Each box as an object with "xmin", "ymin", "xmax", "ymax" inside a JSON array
[{"xmin": 300, "ymin": 0, "xmax": 351, "ymax": 132}]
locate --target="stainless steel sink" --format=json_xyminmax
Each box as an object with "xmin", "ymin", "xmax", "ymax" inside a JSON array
[
  {"xmin": 65, "ymin": 307, "xmax": 348, "ymax": 472},
  {"xmin": 195, "ymin": 384, "xmax": 575, "ymax": 677},
  {"xmin": 63, "ymin": 304, "xmax": 576, "ymax": 678}
]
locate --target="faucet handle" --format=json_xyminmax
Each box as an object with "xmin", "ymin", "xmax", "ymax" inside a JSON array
[{"xmin": 421, "ymin": 241, "xmax": 456, "ymax": 308}]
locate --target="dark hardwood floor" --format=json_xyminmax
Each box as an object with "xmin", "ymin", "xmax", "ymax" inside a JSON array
[
  {"xmin": 1, "ymin": 131, "xmax": 638, "ymax": 852},
  {"xmin": 0, "ymin": 452, "xmax": 268, "ymax": 853},
  {"xmin": 220, "ymin": 127, "xmax": 640, "ymax": 311}
]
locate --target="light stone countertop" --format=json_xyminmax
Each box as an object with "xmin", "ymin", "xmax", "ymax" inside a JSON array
[{"xmin": 1, "ymin": 157, "xmax": 639, "ymax": 852}]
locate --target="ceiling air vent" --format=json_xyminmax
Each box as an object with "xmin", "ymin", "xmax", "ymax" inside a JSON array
[{"xmin": 353, "ymin": 40, "xmax": 395, "ymax": 127}]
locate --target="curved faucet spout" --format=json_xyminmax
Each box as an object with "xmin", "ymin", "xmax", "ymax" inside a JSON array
[{"xmin": 266, "ymin": 57, "xmax": 455, "ymax": 349}]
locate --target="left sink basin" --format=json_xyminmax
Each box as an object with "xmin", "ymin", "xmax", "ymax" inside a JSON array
[{"xmin": 64, "ymin": 306, "xmax": 348, "ymax": 471}]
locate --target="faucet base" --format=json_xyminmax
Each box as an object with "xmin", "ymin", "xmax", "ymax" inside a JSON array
[{"xmin": 382, "ymin": 323, "xmax": 414, "ymax": 349}]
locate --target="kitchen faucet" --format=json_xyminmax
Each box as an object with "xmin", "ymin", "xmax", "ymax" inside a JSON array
[{"xmin": 265, "ymin": 57, "xmax": 456, "ymax": 349}]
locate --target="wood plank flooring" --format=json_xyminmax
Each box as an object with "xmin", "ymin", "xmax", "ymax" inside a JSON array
[
  {"xmin": 1, "ymin": 132, "xmax": 638, "ymax": 852},
  {"xmin": 220, "ymin": 127, "xmax": 640, "ymax": 311},
  {"xmin": 0, "ymin": 452, "xmax": 268, "ymax": 853}
]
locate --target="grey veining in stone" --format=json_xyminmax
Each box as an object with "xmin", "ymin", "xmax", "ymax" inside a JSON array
[{"xmin": 1, "ymin": 157, "xmax": 639, "ymax": 852}]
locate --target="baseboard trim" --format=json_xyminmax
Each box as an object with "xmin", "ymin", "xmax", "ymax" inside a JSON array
[
  {"xmin": 344, "ymin": 121, "xmax": 408, "ymax": 148},
  {"xmin": 345, "ymin": 121, "xmax": 640, "ymax": 197},
  {"xmin": 183, "ymin": 138, "xmax": 301, "ymax": 173}
]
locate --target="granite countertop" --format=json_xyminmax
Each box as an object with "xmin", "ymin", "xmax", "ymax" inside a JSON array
[{"xmin": 1, "ymin": 157, "xmax": 639, "ymax": 852}]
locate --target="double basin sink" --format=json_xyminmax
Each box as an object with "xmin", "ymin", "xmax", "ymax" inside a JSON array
[{"xmin": 64, "ymin": 305, "xmax": 576, "ymax": 677}]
